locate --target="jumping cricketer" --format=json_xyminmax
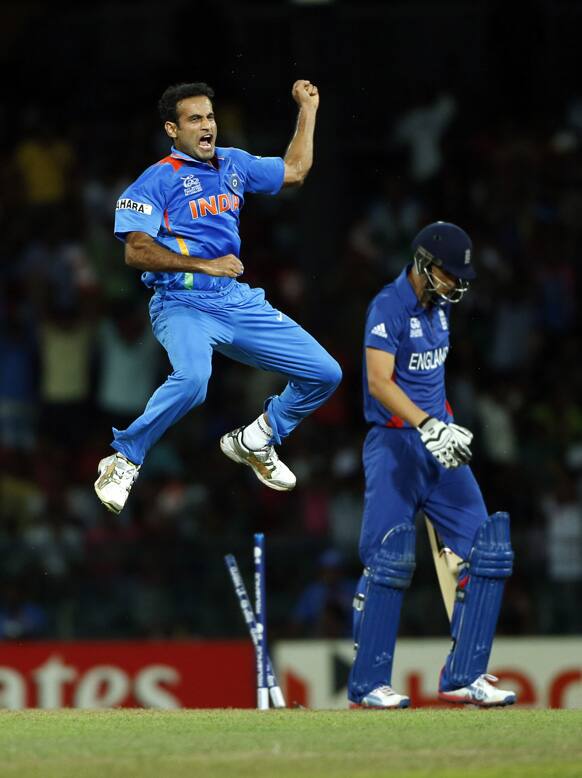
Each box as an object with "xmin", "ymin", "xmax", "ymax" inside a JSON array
[
  {"xmin": 348, "ymin": 222, "xmax": 516, "ymax": 708},
  {"xmin": 94, "ymin": 80, "xmax": 341, "ymax": 514}
]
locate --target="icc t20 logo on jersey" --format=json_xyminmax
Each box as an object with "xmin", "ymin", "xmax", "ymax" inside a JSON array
[
  {"xmin": 438, "ymin": 309, "xmax": 448, "ymax": 331},
  {"xmin": 182, "ymin": 175, "xmax": 203, "ymax": 196},
  {"xmin": 410, "ymin": 317, "xmax": 423, "ymax": 338}
]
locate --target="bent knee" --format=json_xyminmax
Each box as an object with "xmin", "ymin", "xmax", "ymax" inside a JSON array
[
  {"xmin": 471, "ymin": 511, "xmax": 514, "ymax": 578},
  {"xmin": 174, "ymin": 370, "xmax": 211, "ymax": 404},
  {"xmin": 319, "ymin": 356, "xmax": 342, "ymax": 390}
]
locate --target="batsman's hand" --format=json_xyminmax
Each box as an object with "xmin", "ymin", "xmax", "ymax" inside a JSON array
[
  {"xmin": 292, "ymin": 80, "xmax": 319, "ymax": 111},
  {"xmin": 417, "ymin": 417, "xmax": 473, "ymax": 469},
  {"xmin": 203, "ymin": 254, "xmax": 244, "ymax": 278}
]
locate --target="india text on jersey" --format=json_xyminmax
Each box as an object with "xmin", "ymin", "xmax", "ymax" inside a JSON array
[{"xmin": 189, "ymin": 194, "xmax": 240, "ymax": 219}]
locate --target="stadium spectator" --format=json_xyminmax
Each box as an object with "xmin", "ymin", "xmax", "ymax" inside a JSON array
[{"xmin": 289, "ymin": 549, "xmax": 357, "ymax": 638}]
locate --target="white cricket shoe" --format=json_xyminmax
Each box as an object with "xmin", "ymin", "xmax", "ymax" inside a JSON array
[
  {"xmin": 439, "ymin": 674, "xmax": 516, "ymax": 707},
  {"xmin": 220, "ymin": 427, "xmax": 296, "ymax": 491},
  {"xmin": 350, "ymin": 685, "xmax": 410, "ymax": 709},
  {"xmin": 94, "ymin": 453, "xmax": 140, "ymax": 514}
]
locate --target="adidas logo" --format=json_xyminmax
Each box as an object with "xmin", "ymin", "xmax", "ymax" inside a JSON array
[{"xmin": 370, "ymin": 322, "xmax": 388, "ymax": 338}]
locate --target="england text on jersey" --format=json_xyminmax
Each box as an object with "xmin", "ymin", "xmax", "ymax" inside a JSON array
[{"xmin": 408, "ymin": 346, "xmax": 449, "ymax": 372}]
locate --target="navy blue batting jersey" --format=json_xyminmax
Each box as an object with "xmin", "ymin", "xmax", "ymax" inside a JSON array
[
  {"xmin": 114, "ymin": 146, "xmax": 284, "ymax": 292},
  {"xmin": 363, "ymin": 265, "xmax": 453, "ymax": 427}
]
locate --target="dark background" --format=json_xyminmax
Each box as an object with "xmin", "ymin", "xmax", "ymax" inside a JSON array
[{"xmin": 1, "ymin": 0, "xmax": 581, "ymax": 641}]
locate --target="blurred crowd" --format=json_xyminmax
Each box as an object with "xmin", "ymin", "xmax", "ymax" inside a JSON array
[{"xmin": 1, "ymin": 39, "xmax": 582, "ymax": 641}]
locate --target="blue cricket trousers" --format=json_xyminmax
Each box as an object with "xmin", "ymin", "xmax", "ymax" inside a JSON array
[
  {"xmin": 360, "ymin": 425, "xmax": 489, "ymax": 562},
  {"xmin": 111, "ymin": 282, "xmax": 342, "ymax": 465}
]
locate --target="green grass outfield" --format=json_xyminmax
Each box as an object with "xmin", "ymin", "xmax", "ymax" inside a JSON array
[{"xmin": 0, "ymin": 709, "xmax": 580, "ymax": 778}]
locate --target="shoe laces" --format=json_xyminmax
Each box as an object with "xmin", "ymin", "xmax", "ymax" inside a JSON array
[
  {"xmin": 259, "ymin": 444, "xmax": 278, "ymax": 462},
  {"xmin": 252, "ymin": 444, "xmax": 279, "ymax": 469},
  {"xmin": 373, "ymin": 685, "xmax": 396, "ymax": 697},
  {"xmin": 473, "ymin": 674, "xmax": 498, "ymax": 693},
  {"xmin": 480, "ymin": 674, "xmax": 498, "ymax": 685},
  {"xmin": 237, "ymin": 430, "xmax": 280, "ymax": 472},
  {"xmin": 112, "ymin": 456, "xmax": 139, "ymax": 486}
]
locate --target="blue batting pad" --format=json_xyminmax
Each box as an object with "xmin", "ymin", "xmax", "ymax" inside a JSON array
[
  {"xmin": 441, "ymin": 512, "xmax": 514, "ymax": 690},
  {"xmin": 348, "ymin": 524, "xmax": 416, "ymax": 702}
]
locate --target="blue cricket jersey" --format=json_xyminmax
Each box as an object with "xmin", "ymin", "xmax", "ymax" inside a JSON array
[
  {"xmin": 114, "ymin": 146, "xmax": 285, "ymax": 292},
  {"xmin": 363, "ymin": 265, "xmax": 453, "ymax": 427}
]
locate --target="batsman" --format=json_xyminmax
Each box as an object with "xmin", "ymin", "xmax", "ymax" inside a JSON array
[{"xmin": 348, "ymin": 222, "xmax": 516, "ymax": 709}]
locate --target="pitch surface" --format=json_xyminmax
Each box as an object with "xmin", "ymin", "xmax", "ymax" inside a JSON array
[{"xmin": 0, "ymin": 709, "xmax": 580, "ymax": 777}]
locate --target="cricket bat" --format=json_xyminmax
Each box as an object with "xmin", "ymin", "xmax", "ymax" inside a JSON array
[{"xmin": 424, "ymin": 515, "xmax": 462, "ymax": 622}]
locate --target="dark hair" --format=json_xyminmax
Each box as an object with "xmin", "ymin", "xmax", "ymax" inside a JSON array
[{"xmin": 158, "ymin": 82, "xmax": 215, "ymax": 124}]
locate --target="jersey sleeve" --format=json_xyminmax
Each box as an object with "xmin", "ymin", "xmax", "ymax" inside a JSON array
[
  {"xmin": 364, "ymin": 296, "xmax": 405, "ymax": 355},
  {"xmin": 231, "ymin": 148, "xmax": 285, "ymax": 195},
  {"xmin": 114, "ymin": 164, "xmax": 169, "ymax": 242}
]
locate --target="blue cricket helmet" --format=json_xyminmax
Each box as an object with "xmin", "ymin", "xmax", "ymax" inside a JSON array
[{"xmin": 411, "ymin": 221, "xmax": 476, "ymax": 281}]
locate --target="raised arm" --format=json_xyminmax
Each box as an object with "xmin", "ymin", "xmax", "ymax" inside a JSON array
[
  {"xmin": 283, "ymin": 80, "xmax": 319, "ymax": 187},
  {"xmin": 124, "ymin": 232, "xmax": 244, "ymax": 278}
]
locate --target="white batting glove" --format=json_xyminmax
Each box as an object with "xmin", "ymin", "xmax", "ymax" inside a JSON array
[{"xmin": 417, "ymin": 417, "xmax": 473, "ymax": 469}]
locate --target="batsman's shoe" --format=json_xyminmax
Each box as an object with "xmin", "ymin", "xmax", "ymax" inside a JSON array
[
  {"xmin": 220, "ymin": 427, "xmax": 296, "ymax": 491},
  {"xmin": 438, "ymin": 673, "xmax": 516, "ymax": 707},
  {"xmin": 349, "ymin": 685, "xmax": 410, "ymax": 709},
  {"xmin": 94, "ymin": 453, "xmax": 140, "ymax": 514}
]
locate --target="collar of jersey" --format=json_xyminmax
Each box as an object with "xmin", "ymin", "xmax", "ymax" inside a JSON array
[
  {"xmin": 170, "ymin": 146, "xmax": 225, "ymax": 165},
  {"xmin": 394, "ymin": 264, "xmax": 424, "ymax": 314}
]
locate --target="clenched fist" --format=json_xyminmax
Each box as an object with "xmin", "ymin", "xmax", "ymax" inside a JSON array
[{"xmin": 292, "ymin": 80, "xmax": 319, "ymax": 111}]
